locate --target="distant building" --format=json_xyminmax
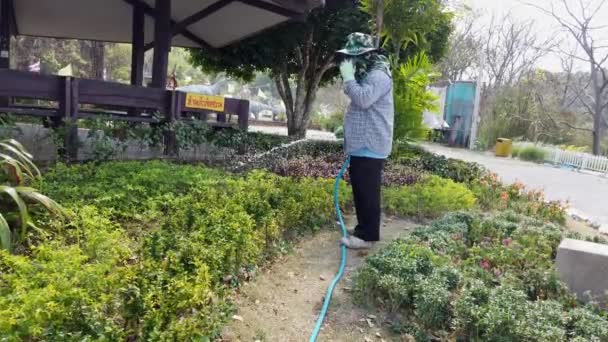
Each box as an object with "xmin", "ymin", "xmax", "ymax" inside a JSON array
[{"xmin": 425, "ymin": 81, "xmax": 481, "ymax": 149}]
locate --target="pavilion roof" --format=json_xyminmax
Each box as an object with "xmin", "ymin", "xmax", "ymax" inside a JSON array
[{"xmin": 13, "ymin": 0, "xmax": 323, "ymax": 49}]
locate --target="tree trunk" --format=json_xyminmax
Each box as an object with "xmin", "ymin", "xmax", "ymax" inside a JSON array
[
  {"xmin": 273, "ymin": 73, "xmax": 323, "ymax": 139},
  {"xmin": 286, "ymin": 107, "xmax": 308, "ymax": 139},
  {"xmin": 591, "ymin": 64, "xmax": 602, "ymax": 155},
  {"xmin": 375, "ymin": 0, "xmax": 383, "ymax": 47},
  {"xmin": 90, "ymin": 41, "xmax": 105, "ymax": 80},
  {"xmin": 593, "ymin": 104, "xmax": 602, "ymax": 155},
  {"xmin": 273, "ymin": 32, "xmax": 334, "ymax": 139}
]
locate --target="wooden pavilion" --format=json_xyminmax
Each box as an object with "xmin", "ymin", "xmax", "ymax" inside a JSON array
[
  {"xmin": 0, "ymin": 0, "xmax": 323, "ymax": 87},
  {"xmin": 0, "ymin": 0, "xmax": 325, "ymax": 158}
]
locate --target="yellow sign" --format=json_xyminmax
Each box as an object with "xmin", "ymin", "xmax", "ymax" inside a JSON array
[{"xmin": 185, "ymin": 93, "xmax": 225, "ymax": 112}]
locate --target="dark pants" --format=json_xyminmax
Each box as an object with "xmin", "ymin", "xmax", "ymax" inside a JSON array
[{"xmin": 349, "ymin": 156, "xmax": 385, "ymax": 242}]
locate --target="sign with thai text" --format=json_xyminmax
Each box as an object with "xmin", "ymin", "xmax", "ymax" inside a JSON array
[{"xmin": 185, "ymin": 93, "xmax": 225, "ymax": 112}]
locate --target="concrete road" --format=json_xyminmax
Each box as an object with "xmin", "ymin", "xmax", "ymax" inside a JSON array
[{"xmin": 422, "ymin": 143, "xmax": 608, "ymax": 233}]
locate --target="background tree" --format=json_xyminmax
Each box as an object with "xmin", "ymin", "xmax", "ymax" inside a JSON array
[
  {"xmin": 393, "ymin": 53, "xmax": 439, "ymax": 140},
  {"xmin": 191, "ymin": 1, "xmax": 451, "ymax": 138},
  {"xmin": 190, "ymin": 3, "xmax": 369, "ymax": 138},
  {"xmin": 529, "ymin": 0, "xmax": 608, "ymax": 155},
  {"xmin": 361, "ymin": 0, "xmax": 452, "ymax": 141},
  {"xmin": 105, "ymin": 44, "xmax": 132, "ymax": 82},
  {"xmin": 477, "ymin": 70, "xmax": 581, "ymax": 147},
  {"xmin": 482, "ymin": 13, "xmax": 554, "ymax": 89},
  {"xmin": 88, "ymin": 41, "xmax": 105, "ymax": 80},
  {"xmin": 362, "ymin": 0, "xmax": 453, "ymax": 61},
  {"xmin": 436, "ymin": 7, "xmax": 481, "ymax": 81},
  {"xmin": 11, "ymin": 37, "xmax": 88, "ymax": 76}
]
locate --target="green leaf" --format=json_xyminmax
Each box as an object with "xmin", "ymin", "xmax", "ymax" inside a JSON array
[
  {"xmin": 0, "ymin": 158, "xmax": 25, "ymax": 184},
  {"xmin": 5, "ymin": 139, "xmax": 32, "ymax": 159},
  {"xmin": 0, "ymin": 141, "xmax": 40, "ymax": 178},
  {"xmin": 16, "ymin": 187, "xmax": 66, "ymax": 216},
  {"xmin": 0, "ymin": 185, "xmax": 31, "ymax": 240},
  {"xmin": 0, "ymin": 213, "xmax": 11, "ymax": 251}
]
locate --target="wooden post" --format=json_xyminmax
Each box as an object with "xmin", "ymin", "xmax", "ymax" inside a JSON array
[
  {"xmin": 163, "ymin": 90, "xmax": 178, "ymax": 156},
  {"xmin": 129, "ymin": 3, "xmax": 145, "ymax": 118},
  {"xmin": 0, "ymin": 0, "xmax": 9, "ymax": 69},
  {"xmin": 0, "ymin": 0, "xmax": 11, "ymax": 107},
  {"xmin": 51, "ymin": 77, "xmax": 79, "ymax": 162},
  {"xmin": 131, "ymin": 3, "xmax": 145, "ymax": 87},
  {"xmin": 238, "ymin": 100, "xmax": 250, "ymax": 130},
  {"xmin": 151, "ymin": 0, "xmax": 171, "ymax": 89},
  {"xmin": 153, "ymin": 0, "xmax": 176, "ymax": 157},
  {"xmin": 64, "ymin": 78, "xmax": 79, "ymax": 162}
]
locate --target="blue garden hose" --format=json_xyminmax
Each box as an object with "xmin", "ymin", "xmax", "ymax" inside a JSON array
[{"xmin": 309, "ymin": 156, "xmax": 351, "ymax": 342}]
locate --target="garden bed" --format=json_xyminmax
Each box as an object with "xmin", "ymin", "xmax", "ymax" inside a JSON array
[
  {"xmin": 1, "ymin": 161, "xmax": 348, "ymax": 340},
  {"xmin": 1, "ymin": 132, "xmax": 603, "ymax": 341},
  {"xmin": 354, "ymin": 211, "xmax": 608, "ymax": 341}
]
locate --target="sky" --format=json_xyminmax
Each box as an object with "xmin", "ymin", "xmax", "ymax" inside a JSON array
[{"xmin": 463, "ymin": 0, "xmax": 608, "ymax": 72}]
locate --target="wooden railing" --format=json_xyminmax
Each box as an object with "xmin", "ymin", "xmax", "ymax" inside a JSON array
[{"xmin": 0, "ymin": 69, "xmax": 249, "ymax": 159}]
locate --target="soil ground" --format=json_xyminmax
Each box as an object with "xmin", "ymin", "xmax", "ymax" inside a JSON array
[{"xmin": 220, "ymin": 215, "xmax": 416, "ymax": 342}]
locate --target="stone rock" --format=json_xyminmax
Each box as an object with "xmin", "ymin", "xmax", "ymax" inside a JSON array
[{"xmin": 556, "ymin": 239, "xmax": 608, "ymax": 307}]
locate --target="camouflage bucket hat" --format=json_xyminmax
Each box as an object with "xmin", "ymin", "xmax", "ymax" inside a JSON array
[{"xmin": 337, "ymin": 32, "xmax": 378, "ymax": 56}]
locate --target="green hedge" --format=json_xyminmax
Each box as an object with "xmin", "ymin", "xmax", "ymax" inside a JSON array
[
  {"xmin": 206, "ymin": 129, "xmax": 292, "ymax": 154},
  {"xmin": 383, "ymin": 175, "xmax": 476, "ymax": 218},
  {"xmin": 354, "ymin": 211, "xmax": 608, "ymax": 341},
  {"xmin": 511, "ymin": 145, "xmax": 521, "ymax": 158},
  {"xmin": 1, "ymin": 161, "xmax": 350, "ymax": 340},
  {"xmin": 391, "ymin": 142, "xmax": 487, "ymax": 183},
  {"xmin": 517, "ymin": 145, "xmax": 547, "ymax": 163}
]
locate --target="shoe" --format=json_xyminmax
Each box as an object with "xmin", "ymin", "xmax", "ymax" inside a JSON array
[{"xmin": 340, "ymin": 235, "xmax": 374, "ymax": 249}]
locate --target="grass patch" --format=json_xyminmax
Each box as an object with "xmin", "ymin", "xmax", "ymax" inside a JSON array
[
  {"xmin": 511, "ymin": 145, "xmax": 521, "ymax": 158},
  {"xmin": 517, "ymin": 145, "xmax": 547, "ymax": 163}
]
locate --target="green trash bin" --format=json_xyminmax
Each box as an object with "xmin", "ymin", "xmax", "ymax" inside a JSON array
[{"xmin": 495, "ymin": 138, "xmax": 512, "ymax": 157}]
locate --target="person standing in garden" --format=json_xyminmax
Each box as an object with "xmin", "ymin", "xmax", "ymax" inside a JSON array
[{"xmin": 337, "ymin": 32, "xmax": 394, "ymax": 249}]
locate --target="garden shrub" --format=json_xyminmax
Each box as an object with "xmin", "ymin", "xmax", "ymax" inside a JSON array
[
  {"xmin": 383, "ymin": 175, "xmax": 476, "ymax": 218},
  {"xmin": 0, "ymin": 208, "xmax": 134, "ymax": 340},
  {"xmin": 317, "ymin": 111, "xmax": 343, "ymax": 133},
  {"xmin": 518, "ymin": 145, "xmax": 547, "ymax": 163},
  {"xmin": 391, "ymin": 142, "xmax": 486, "ymax": 183},
  {"xmin": 259, "ymin": 154, "xmax": 423, "ymax": 187},
  {"xmin": 511, "ymin": 145, "xmax": 521, "ymax": 158},
  {"xmin": 469, "ymin": 174, "xmax": 566, "ymax": 224},
  {"xmin": 354, "ymin": 211, "xmax": 608, "ymax": 341},
  {"xmin": 233, "ymin": 138, "xmax": 565, "ymax": 224},
  {"xmin": 2, "ymin": 161, "xmax": 350, "ymax": 340},
  {"xmin": 567, "ymin": 307, "xmax": 608, "ymax": 340},
  {"xmin": 566, "ymin": 231, "xmax": 608, "ymax": 245},
  {"xmin": 206, "ymin": 129, "xmax": 292, "ymax": 154},
  {"xmin": 382, "ymin": 164, "xmax": 424, "ymax": 186},
  {"xmin": 75, "ymin": 120, "xmax": 290, "ymax": 160},
  {"xmin": 456, "ymin": 284, "xmax": 568, "ymax": 341}
]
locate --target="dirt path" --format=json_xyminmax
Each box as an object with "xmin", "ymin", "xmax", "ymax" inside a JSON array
[{"xmin": 220, "ymin": 215, "xmax": 415, "ymax": 342}]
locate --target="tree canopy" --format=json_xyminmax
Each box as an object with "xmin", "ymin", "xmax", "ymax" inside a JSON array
[
  {"xmin": 190, "ymin": 0, "xmax": 452, "ymax": 137},
  {"xmin": 190, "ymin": 3, "xmax": 368, "ymax": 84}
]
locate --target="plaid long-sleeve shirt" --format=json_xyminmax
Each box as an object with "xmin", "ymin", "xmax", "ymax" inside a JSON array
[{"xmin": 343, "ymin": 69, "xmax": 394, "ymax": 158}]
